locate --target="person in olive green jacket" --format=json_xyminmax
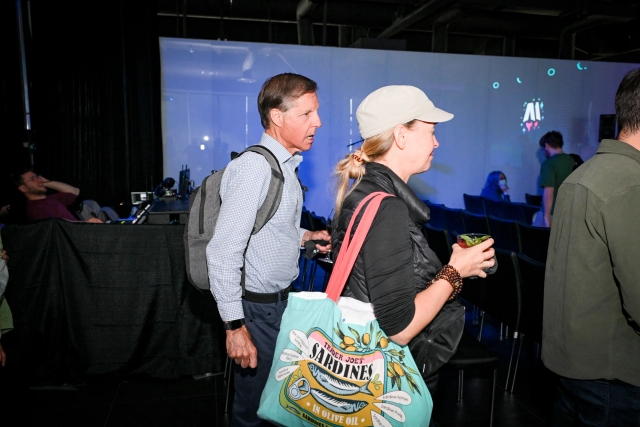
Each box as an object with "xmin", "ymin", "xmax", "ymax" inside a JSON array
[{"xmin": 543, "ymin": 68, "xmax": 640, "ymax": 425}]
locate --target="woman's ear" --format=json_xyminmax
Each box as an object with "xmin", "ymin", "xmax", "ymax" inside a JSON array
[{"xmin": 393, "ymin": 125, "xmax": 406, "ymax": 150}]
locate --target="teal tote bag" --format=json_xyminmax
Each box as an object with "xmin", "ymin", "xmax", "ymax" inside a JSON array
[{"xmin": 257, "ymin": 192, "xmax": 433, "ymax": 426}]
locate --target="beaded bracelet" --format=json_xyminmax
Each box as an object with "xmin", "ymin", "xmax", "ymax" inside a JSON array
[{"xmin": 433, "ymin": 264, "xmax": 463, "ymax": 300}]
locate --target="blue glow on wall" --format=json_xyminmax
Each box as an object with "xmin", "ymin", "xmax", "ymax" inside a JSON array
[{"xmin": 160, "ymin": 38, "xmax": 638, "ymax": 211}]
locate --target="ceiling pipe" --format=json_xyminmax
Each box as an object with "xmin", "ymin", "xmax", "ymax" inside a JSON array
[
  {"xmin": 558, "ymin": 16, "xmax": 610, "ymax": 59},
  {"xmin": 297, "ymin": 0, "xmax": 319, "ymax": 45},
  {"xmin": 431, "ymin": 7, "xmax": 465, "ymax": 53},
  {"xmin": 377, "ymin": 0, "xmax": 457, "ymax": 39}
]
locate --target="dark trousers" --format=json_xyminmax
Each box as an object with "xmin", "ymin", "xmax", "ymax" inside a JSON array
[
  {"xmin": 231, "ymin": 298, "xmax": 287, "ymax": 427},
  {"xmin": 551, "ymin": 376, "xmax": 640, "ymax": 427}
]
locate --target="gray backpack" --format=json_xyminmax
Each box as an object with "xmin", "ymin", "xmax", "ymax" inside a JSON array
[{"xmin": 184, "ymin": 145, "xmax": 284, "ymax": 291}]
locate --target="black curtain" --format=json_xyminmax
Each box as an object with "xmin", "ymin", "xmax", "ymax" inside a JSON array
[
  {"xmin": 20, "ymin": 0, "xmax": 163, "ymax": 207},
  {"xmin": 0, "ymin": 1, "xmax": 30, "ymax": 216},
  {"xmin": 3, "ymin": 220, "xmax": 225, "ymax": 385}
]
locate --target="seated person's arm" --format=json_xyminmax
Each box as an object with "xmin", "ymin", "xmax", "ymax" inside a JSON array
[{"xmin": 42, "ymin": 178, "xmax": 80, "ymax": 196}]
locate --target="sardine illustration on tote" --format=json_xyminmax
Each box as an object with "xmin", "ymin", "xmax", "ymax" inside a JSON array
[{"xmin": 308, "ymin": 363, "xmax": 373, "ymax": 396}]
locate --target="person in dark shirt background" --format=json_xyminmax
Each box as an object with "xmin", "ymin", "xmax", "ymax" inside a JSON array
[
  {"xmin": 480, "ymin": 170, "xmax": 511, "ymax": 201},
  {"xmin": 532, "ymin": 131, "xmax": 574, "ymax": 228},
  {"xmin": 12, "ymin": 168, "xmax": 102, "ymax": 223}
]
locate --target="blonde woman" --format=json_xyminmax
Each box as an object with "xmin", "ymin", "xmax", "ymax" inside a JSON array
[{"xmin": 332, "ymin": 85, "xmax": 495, "ymax": 390}]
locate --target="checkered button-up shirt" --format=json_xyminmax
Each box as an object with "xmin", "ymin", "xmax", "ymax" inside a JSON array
[{"xmin": 206, "ymin": 133, "xmax": 307, "ymax": 321}]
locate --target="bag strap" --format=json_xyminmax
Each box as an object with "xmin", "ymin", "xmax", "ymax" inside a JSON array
[{"xmin": 325, "ymin": 192, "xmax": 394, "ymax": 302}]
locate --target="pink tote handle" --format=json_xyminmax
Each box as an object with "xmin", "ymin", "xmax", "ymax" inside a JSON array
[{"xmin": 325, "ymin": 192, "xmax": 394, "ymax": 302}]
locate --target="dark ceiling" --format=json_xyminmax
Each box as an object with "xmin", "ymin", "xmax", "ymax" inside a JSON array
[{"xmin": 157, "ymin": 0, "xmax": 640, "ymax": 64}]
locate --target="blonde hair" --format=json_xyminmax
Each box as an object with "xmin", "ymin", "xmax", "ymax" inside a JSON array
[{"xmin": 334, "ymin": 120, "xmax": 417, "ymax": 216}]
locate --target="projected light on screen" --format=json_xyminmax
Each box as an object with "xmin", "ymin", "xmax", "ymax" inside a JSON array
[
  {"xmin": 160, "ymin": 39, "xmax": 639, "ymax": 210},
  {"xmin": 521, "ymin": 99, "xmax": 544, "ymax": 132}
]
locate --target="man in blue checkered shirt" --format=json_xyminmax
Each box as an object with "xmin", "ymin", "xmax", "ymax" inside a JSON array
[{"xmin": 206, "ymin": 73, "xmax": 330, "ymax": 427}]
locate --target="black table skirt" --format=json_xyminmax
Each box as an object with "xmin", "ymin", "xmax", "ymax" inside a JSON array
[{"xmin": 2, "ymin": 219, "xmax": 225, "ymax": 385}]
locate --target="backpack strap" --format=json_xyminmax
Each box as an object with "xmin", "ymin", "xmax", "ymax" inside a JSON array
[
  {"xmin": 234, "ymin": 145, "xmax": 285, "ymax": 296},
  {"xmin": 244, "ymin": 145, "xmax": 284, "ymax": 234}
]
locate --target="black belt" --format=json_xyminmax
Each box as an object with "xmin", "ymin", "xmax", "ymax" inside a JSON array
[{"xmin": 243, "ymin": 285, "xmax": 292, "ymax": 304}]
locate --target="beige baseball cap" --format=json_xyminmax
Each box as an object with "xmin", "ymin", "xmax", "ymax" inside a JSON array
[{"xmin": 356, "ymin": 85, "xmax": 454, "ymax": 139}]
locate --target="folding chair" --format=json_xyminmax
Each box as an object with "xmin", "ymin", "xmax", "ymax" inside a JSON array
[
  {"xmin": 508, "ymin": 253, "xmax": 546, "ymax": 393},
  {"xmin": 463, "ymin": 193, "xmax": 485, "ymax": 215},
  {"xmin": 445, "ymin": 330, "xmax": 501, "ymax": 427},
  {"xmin": 486, "ymin": 215, "xmax": 520, "ymax": 252},
  {"xmin": 525, "ymin": 193, "xmax": 542, "ymax": 206},
  {"xmin": 516, "ymin": 221, "xmax": 550, "ymax": 263},
  {"xmin": 461, "ymin": 209, "xmax": 489, "ymax": 235}
]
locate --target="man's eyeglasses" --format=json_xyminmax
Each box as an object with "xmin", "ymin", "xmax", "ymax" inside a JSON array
[{"xmin": 21, "ymin": 174, "xmax": 41, "ymax": 185}]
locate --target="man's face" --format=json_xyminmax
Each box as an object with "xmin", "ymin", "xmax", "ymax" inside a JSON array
[
  {"xmin": 541, "ymin": 143, "xmax": 551, "ymax": 159},
  {"xmin": 19, "ymin": 172, "xmax": 46, "ymax": 196},
  {"xmin": 276, "ymin": 92, "xmax": 322, "ymax": 154}
]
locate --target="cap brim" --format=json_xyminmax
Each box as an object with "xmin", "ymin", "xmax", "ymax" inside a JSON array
[{"xmin": 416, "ymin": 107, "xmax": 454, "ymax": 123}]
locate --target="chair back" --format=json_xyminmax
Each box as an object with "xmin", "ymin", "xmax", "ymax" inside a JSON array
[
  {"xmin": 501, "ymin": 202, "xmax": 526, "ymax": 223},
  {"xmin": 461, "ymin": 210, "xmax": 489, "ymax": 235},
  {"xmin": 463, "ymin": 194, "xmax": 485, "ymax": 215},
  {"xmin": 484, "ymin": 249, "xmax": 521, "ymax": 331},
  {"xmin": 525, "ymin": 193, "xmax": 542, "ymax": 206},
  {"xmin": 521, "ymin": 204, "xmax": 540, "ymax": 225},
  {"xmin": 442, "ymin": 206, "xmax": 465, "ymax": 237},
  {"xmin": 483, "ymin": 198, "xmax": 507, "ymax": 219},
  {"xmin": 515, "ymin": 221, "xmax": 550, "ymax": 263},
  {"xmin": 422, "ymin": 223, "xmax": 452, "ymax": 265},
  {"xmin": 514, "ymin": 253, "xmax": 545, "ymax": 343},
  {"xmin": 425, "ymin": 201, "xmax": 446, "ymax": 229},
  {"xmin": 486, "ymin": 215, "xmax": 520, "ymax": 252}
]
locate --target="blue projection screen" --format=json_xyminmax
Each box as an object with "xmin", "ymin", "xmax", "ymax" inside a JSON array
[{"xmin": 160, "ymin": 38, "xmax": 638, "ymax": 213}]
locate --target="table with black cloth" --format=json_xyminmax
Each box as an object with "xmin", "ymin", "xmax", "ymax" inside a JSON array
[{"xmin": 2, "ymin": 219, "xmax": 226, "ymax": 386}]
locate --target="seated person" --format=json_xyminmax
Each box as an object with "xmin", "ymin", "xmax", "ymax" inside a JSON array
[
  {"xmin": 12, "ymin": 168, "xmax": 102, "ymax": 223},
  {"xmin": 480, "ymin": 170, "xmax": 510, "ymax": 201},
  {"xmin": 0, "ymin": 205, "xmax": 8, "ymax": 224},
  {"xmin": 0, "ymin": 233, "xmax": 10, "ymax": 367}
]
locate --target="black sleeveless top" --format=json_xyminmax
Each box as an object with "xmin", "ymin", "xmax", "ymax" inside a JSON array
[{"xmin": 332, "ymin": 162, "xmax": 442, "ymax": 336}]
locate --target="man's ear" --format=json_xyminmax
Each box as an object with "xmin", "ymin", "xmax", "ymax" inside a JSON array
[
  {"xmin": 17, "ymin": 184, "xmax": 27, "ymax": 194},
  {"xmin": 269, "ymin": 108, "xmax": 283, "ymax": 128}
]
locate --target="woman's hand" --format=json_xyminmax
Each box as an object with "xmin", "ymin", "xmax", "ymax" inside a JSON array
[{"xmin": 448, "ymin": 238, "xmax": 495, "ymax": 279}]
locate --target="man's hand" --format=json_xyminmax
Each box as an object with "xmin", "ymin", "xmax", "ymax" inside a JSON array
[
  {"xmin": 226, "ymin": 326, "xmax": 258, "ymax": 369},
  {"xmin": 86, "ymin": 218, "xmax": 104, "ymax": 224},
  {"xmin": 42, "ymin": 178, "xmax": 80, "ymax": 196},
  {"xmin": 306, "ymin": 230, "xmax": 332, "ymax": 253},
  {"xmin": 499, "ymin": 182, "xmax": 509, "ymax": 195},
  {"xmin": 0, "ymin": 205, "xmax": 9, "ymax": 218},
  {"xmin": 1, "ymin": 250, "xmax": 8, "ymax": 261}
]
